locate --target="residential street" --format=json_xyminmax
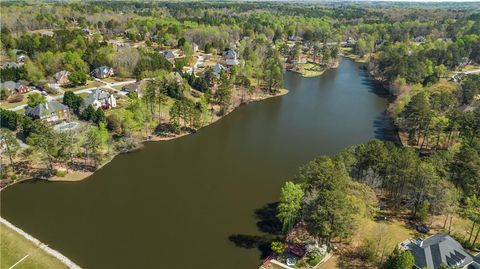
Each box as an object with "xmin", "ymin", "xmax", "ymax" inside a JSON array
[{"xmin": 7, "ymin": 79, "xmax": 136, "ymax": 111}]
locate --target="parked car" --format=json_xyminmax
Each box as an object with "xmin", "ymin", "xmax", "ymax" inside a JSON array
[{"xmin": 416, "ymin": 224, "xmax": 430, "ymax": 234}]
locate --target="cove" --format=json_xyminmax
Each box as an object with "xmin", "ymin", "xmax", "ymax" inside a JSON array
[{"xmin": 1, "ymin": 58, "xmax": 394, "ymax": 269}]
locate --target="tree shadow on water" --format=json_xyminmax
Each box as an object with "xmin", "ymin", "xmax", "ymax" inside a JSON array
[
  {"xmin": 228, "ymin": 202, "xmax": 284, "ymax": 259},
  {"xmin": 254, "ymin": 202, "xmax": 283, "ymax": 235},
  {"xmin": 228, "ymin": 234, "xmax": 280, "ymax": 259}
]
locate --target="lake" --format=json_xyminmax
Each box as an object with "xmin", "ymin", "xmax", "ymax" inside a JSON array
[{"xmin": 1, "ymin": 58, "xmax": 394, "ymax": 269}]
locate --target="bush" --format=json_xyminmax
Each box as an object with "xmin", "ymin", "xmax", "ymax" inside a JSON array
[
  {"xmin": 54, "ymin": 169, "xmax": 67, "ymax": 177},
  {"xmin": 306, "ymin": 252, "xmax": 324, "ymax": 266},
  {"xmin": 361, "ymin": 239, "xmax": 378, "ymax": 263},
  {"xmin": 271, "ymin": 241, "xmax": 286, "ymax": 254}
]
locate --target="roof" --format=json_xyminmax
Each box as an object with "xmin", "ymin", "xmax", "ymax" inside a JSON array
[
  {"xmin": 212, "ymin": 63, "xmax": 226, "ymax": 75},
  {"xmin": 54, "ymin": 70, "xmax": 70, "ymax": 81},
  {"xmin": 163, "ymin": 51, "xmax": 176, "ymax": 58},
  {"xmin": 122, "ymin": 82, "xmax": 141, "ymax": 92},
  {"xmin": 173, "ymin": 72, "xmax": 183, "ymax": 83},
  {"xmin": 226, "ymin": 59, "xmax": 239, "ymax": 66},
  {"xmin": 1, "ymin": 81, "xmax": 20, "ymax": 91},
  {"xmin": 2, "ymin": 62, "xmax": 21, "ymax": 69},
  {"xmin": 223, "ymin": 49, "xmax": 237, "ymax": 59},
  {"xmin": 25, "ymin": 100, "xmax": 68, "ymax": 118},
  {"xmin": 407, "ymin": 234, "xmax": 476, "ymax": 269},
  {"xmin": 92, "ymin": 66, "xmax": 112, "ymax": 76},
  {"xmin": 83, "ymin": 89, "xmax": 111, "ymax": 106}
]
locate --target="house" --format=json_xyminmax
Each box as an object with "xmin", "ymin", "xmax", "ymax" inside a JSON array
[
  {"xmin": 173, "ymin": 72, "xmax": 183, "ymax": 84},
  {"xmin": 91, "ymin": 66, "xmax": 114, "ymax": 79},
  {"xmin": 192, "ymin": 43, "xmax": 199, "ymax": 52},
  {"xmin": 222, "ymin": 49, "xmax": 239, "ymax": 66},
  {"xmin": 222, "ymin": 49, "xmax": 238, "ymax": 60},
  {"xmin": 54, "ymin": 70, "xmax": 70, "ymax": 85},
  {"xmin": 16, "ymin": 54, "xmax": 27, "ymax": 63},
  {"xmin": 212, "ymin": 63, "xmax": 226, "ymax": 77},
  {"xmin": 163, "ymin": 50, "xmax": 177, "ymax": 60},
  {"xmin": 122, "ymin": 81, "xmax": 143, "ymax": 97},
  {"xmin": 25, "ymin": 100, "xmax": 70, "ymax": 124},
  {"xmin": 345, "ymin": 37, "xmax": 356, "ymax": 47},
  {"xmin": 401, "ymin": 234, "xmax": 480, "ymax": 269},
  {"xmin": 82, "ymin": 28, "xmax": 92, "ymax": 36},
  {"xmin": 2, "ymin": 62, "xmax": 22, "ymax": 69},
  {"xmin": 414, "ymin": 36, "xmax": 426, "ymax": 43},
  {"xmin": 83, "ymin": 89, "xmax": 117, "ymax": 109},
  {"xmin": 1, "ymin": 81, "xmax": 30, "ymax": 93},
  {"xmin": 226, "ymin": 58, "xmax": 240, "ymax": 67}
]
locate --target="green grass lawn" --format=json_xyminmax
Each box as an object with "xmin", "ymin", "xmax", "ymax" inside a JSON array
[
  {"xmin": 66, "ymin": 80, "xmax": 103, "ymax": 92},
  {"xmin": 0, "ymin": 98, "xmax": 28, "ymax": 109},
  {"xmin": 1, "ymin": 223, "xmax": 68, "ymax": 269}
]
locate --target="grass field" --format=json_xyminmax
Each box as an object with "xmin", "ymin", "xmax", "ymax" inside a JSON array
[
  {"xmin": 317, "ymin": 213, "xmax": 472, "ymax": 269},
  {"xmin": 66, "ymin": 80, "xmax": 103, "ymax": 92},
  {"xmin": 1, "ymin": 223, "xmax": 68, "ymax": 269},
  {"xmin": 0, "ymin": 98, "xmax": 28, "ymax": 109}
]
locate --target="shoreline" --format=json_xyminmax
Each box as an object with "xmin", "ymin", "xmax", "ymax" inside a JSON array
[
  {"xmin": 1, "ymin": 88, "xmax": 289, "ymax": 188},
  {"xmin": 0, "ymin": 217, "xmax": 81, "ymax": 269},
  {"xmin": 286, "ymin": 59, "xmax": 341, "ymax": 78}
]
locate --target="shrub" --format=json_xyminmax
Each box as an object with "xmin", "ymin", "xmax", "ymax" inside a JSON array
[
  {"xmin": 271, "ymin": 241, "xmax": 286, "ymax": 254},
  {"xmin": 306, "ymin": 252, "xmax": 324, "ymax": 266},
  {"xmin": 55, "ymin": 169, "xmax": 67, "ymax": 177}
]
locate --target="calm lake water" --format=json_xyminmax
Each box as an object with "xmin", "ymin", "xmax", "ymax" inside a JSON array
[{"xmin": 1, "ymin": 59, "xmax": 394, "ymax": 269}]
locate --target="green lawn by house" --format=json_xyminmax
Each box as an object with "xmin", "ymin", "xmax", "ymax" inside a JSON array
[
  {"xmin": 0, "ymin": 98, "xmax": 28, "ymax": 109},
  {"xmin": 0, "ymin": 223, "xmax": 68, "ymax": 269},
  {"xmin": 66, "ymin": 80, "xmax": 103, "ymax": 92}
]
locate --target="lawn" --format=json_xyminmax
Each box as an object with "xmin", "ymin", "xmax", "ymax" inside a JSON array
[
  {"xmin": 0, "ymin": 223, "xmax": 68, "ymax": 269},
  {"xmin": 296, "ymin": 63, "xmax": 327, "ymax": 77},
  {"xmin": 66, "ymin": 80, "xmax": 103, "ymax": 92},
  {"xmin": 317, "ymin": 217, "xmax": 414, "ymax": 269},
  {"xmin": 0, "ymin": 98, "xmax": 28, "ymax": 109},
  {"xmin": 317, "ymin": 213, "xmax": 472, "ymax": 269}
]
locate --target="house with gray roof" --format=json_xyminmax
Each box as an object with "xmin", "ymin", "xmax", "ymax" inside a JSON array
[
  {"xmin": 222, "ymin": 49, "xmax": 238, "ymax": 60},
  {"xmin": 163, "ymin": 50, "xmax": 177, "ymax": 59},
  {"xmin": 90, "ymin": 66, "xmax": 114, "ymax": 79},
  {"xmin": 402, "ymin": 234, "xmax": 480, "ymax": 269},
  {"xmin": 345, "ymin": 37, "xmax": 357, "ymax": 47},
  {"xmin": 122, "ymin": 81, "xmax": 146, "ymax": 97},
  {"xmin": 25, "ymin": 100, "xmax": 70, "ymax": 124},
  {"xmin": 1, "ymin": 81, "xmax": 30, "ymax": 93},
  {"xmin": 82, "ymin": 89, "xmax": 117, "ymax": 109},
  {"xmin": 2, "ymin": 62, "xmax": 22, "ymax": 69},
  {"xmin": 54, "ymin": 70, "xmax": 70, "ymax": 85},
  {"xmin": 212, "ymin": 63, "xmax": 226, "ymax": 78}
]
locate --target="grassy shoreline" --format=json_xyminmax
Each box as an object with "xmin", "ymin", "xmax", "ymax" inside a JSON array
[{"xmin": 0, "ymin": 223, "xmax": 68, "ymax": 269}]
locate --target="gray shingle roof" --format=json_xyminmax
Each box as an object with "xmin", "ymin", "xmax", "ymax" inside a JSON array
[
  {"xmin": 407, "ymin": 234, "xmax": 475, "ymax": 269},
  {"xmin": 2, "ymin": 62, "xmax": 21, "ymax": 69},
  {"xmin": 1, "ymin": 81, "xmax": 19, "ymax": 91},
  {"xmin": 212, "ymin": 63, "xmax": 226, "ymax": 75},
  {"xmin": 25, "ymin": 100, "xmax": 68, "ymax": 118},
  {"xmin": 83, "ymin": 89, "xmax": 110, "ymax": 106},
  {"xmin": 223, "ymin": 49, "xmax": 237, "ymax": 60},
  {"xmin": 163, "ymin": 51, "xmax": 176, "ymax": 58}
]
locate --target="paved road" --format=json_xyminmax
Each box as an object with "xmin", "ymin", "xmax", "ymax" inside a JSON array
[{"xmin": 8, "ymin": 80, "xmax": 136, "ymax": 111}]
